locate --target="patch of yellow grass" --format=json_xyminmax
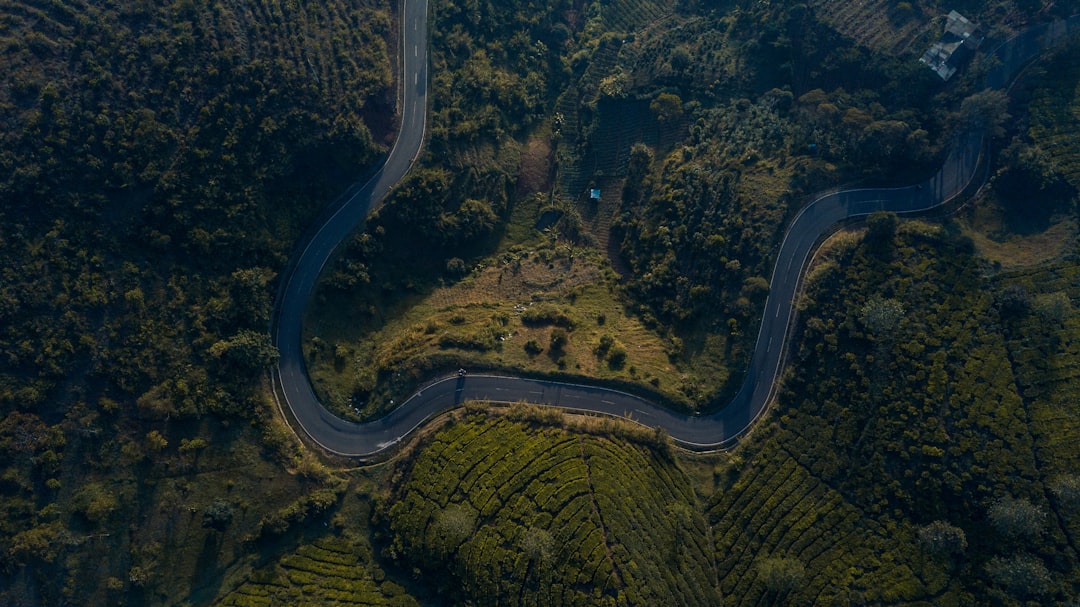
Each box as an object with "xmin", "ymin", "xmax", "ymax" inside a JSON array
[
  {"xmin": 961, "ymin": 216, "xmax": 1077, "ymax": 270},
  {"xmin": 308, "ymin": 245, "xmax": 693, "ymax": 412}
]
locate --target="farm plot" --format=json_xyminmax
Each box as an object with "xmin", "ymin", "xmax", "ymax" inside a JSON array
[{"xmin": 385, "ymin": 416, "xmax": 719, "ymax": 606}]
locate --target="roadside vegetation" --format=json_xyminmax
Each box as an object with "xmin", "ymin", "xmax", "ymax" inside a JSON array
[
  {"xmin": 960, "ymin": 38, "xmax": 1080, "ymax": 267},
  {"xmin": 0, "ymin": 0, "xmax": 394, "ymax": 603},
  {"xmin": 2, "ymin": 0, "xmax": 1079, "ymax": 604}
]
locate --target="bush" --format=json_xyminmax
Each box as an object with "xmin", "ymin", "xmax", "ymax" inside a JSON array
[
  {"xmin": 607, "ymin": 344, "xmax": 628, "ymax": 369},
  {"xmin": 202, "ymin": 499, "xmax": 235, "ymax": 531},
  {"xmin": 757, "ymin": 557, "xmax": 805, "ymax": 594},
  {"xmin": 549, "ymin": 328, "xmax": 568, "ymax": 350},
  {"xmin": 521, "ymin": 304, "xmax": 575, "ymax": 328},
  {"xmin": 524, "ymin": 339, "xmax": 543, "ymax": 355},
  {"xmin": 595, "ymin": 334, "xmax": 615, "ymax": 357}
]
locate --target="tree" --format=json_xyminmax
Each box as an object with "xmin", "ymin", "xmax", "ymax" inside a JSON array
[
  {"xmin": 997, "ymin": 284, "xmax": 1031, "ymax": 319},
  {"xmin": 202, "ymin": 499, "xmax": 235, "ymax": 531},
  {"xmin": 521, "ymin": 527, "xmax": 553, "ymax": 563},
  {"xmin": 988, "ymin": 496, "xmax": 1046, "ymax": 540},
  {"xmin": 433, "ymin": 503, "xmax": 476, "ymax": 558},
  {"xmin": 916, "ymin": 520, "xmax": 968, "ymax": 558},
  {"xmin": 607, "ymin": 344, "xmax": 627, "ymax": 369},
  {"xmin": 1051, "ymin": 474, "xmax": 1080, "ymax": 507},
  {"xmin": 860, "ymin": 296, "xmax": 905, "ymax": 336},
  {"xmin": 446, "ymin": 257, "xmax": 467, "ymax": 277},
  {"xmin": 650, "ymin": 93, "xmax": 684, "ymax": 123},
  {"xmin": 208, "ymin": 329, "xmax": 279, "ymax": 373},
  {"xmin": 985, "ymin": 553, "xmax": 1052, "ymax": 598},
  {"xmin": 865, "ymin": 211, "xmax": 897, "ymax": 250},
  {"xmin": 958, "ymin": 90, "xmax": 1010, "ymax": 137},
  {"xmin": 670, "ymin": 46, "xmax": 691, "ymax": 73}
]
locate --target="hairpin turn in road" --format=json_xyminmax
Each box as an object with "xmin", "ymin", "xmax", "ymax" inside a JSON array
[{"xmin": 271, "ymin": 10, "xmax": 1080, "ymax": 457}]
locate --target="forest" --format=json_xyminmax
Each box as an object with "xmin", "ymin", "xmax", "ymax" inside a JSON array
[{"xmin": 1, "ymin": 0, "xmax": 1079, "ymax": 605}]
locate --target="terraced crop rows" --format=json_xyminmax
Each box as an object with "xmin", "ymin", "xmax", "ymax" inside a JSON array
[
  {"xmin": 709, "ymin": 442, "xmax": 931, "ymax": 605},
  {"xmin": 1029, "ymin": 45, "xmax": 1080, "ymax": 190},
  {"xmin": 1002, "ymin": 264, "xmax": 1080, "ymax": 471},
  {"xmin": 808, "ymin": 0, "xmax": 928, "ymax": 55},
  {"xmin": 388, "ymin": 417, "xmax": 719, "ymax": 606},
  {"xmin": 217, "ymin": 537, "xmax": 410, "ymax": 606},
  {"xmin": 227, "ymin": 0, "xmax": 391, "ymax": 112},
  {"xmin": 601, "ymin": 0, "xmax": 670, "ymax": 34}
]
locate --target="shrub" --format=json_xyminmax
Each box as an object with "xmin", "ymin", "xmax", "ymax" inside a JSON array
[
  {"xmin": 521, "ymin": 304, "xmax": 575, "ymax": 328},
  {"xmin": 607, "ymin": 345, "xmax": 627, "ymax": 369},
  {"xmin": 549, "ymin": 328, "xmax": 568, "ymax": 350},
  {"xmin": 524, "ymin": 339, "xmax": 543, "ymax": 355},
  {"xmin": 757, "ymin": 557, "xmax": 805, "ymax": 594},
  {"xmin": 202, "ymin": 499, "xmax": 235, "ymax": 531}
]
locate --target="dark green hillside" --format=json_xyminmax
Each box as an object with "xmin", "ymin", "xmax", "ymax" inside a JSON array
[
  {"xmin": 706, "ymin": 219, "xmax": 1080, "ymax": 605},
  {"xmin": 0, "ymin": 0, "xmax": 393, "ymax": 603},
  {"xmin": 381, "ymin": 413, "xmax": 719, "ymax": 606}
]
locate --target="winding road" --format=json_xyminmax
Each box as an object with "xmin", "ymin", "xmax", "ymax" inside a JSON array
[{"xmin": 271, "ymin": 10, "xmax": 1080, "ymax": 457}]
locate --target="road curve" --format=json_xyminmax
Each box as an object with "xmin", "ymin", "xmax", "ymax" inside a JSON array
[{"xmin": 272, "ymin": 12, "xmax": 1080, "ymax": 457}]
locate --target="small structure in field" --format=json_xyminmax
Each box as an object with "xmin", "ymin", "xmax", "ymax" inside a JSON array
[{"xmin": 920, "ymin": 10, "xmax": 982, "ymax": 81}]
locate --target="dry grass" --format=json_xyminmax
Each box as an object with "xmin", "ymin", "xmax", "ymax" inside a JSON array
[
  {"xmin": 960, "ymin": 213, "xmax": 1077, "ymax": 270},
  {"xmin": 308, "ymin": 243, "xmax": 687, "ymax": 415},
  {"xmin": 515, "ymin": 133, "xmax": 553, "ymax": 197}
]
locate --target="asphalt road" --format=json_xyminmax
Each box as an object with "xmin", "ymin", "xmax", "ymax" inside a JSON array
[{"xmin": 272, "ymin": 12, "xmax": 1080, "ymax": 457}]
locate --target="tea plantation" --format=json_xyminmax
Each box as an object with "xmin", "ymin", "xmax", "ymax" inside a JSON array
[{"xmin": 382, "ymin": 415, "xmax": 719, "ymax": 606}]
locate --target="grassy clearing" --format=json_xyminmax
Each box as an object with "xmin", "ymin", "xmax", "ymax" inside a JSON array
[
  {"xmin": 958, "ymin": 202, "xmax": 1076, "ymax": 270},
  {"xmin": 307, "ymin": 236, "xmax": 684, "ymax": 420}
]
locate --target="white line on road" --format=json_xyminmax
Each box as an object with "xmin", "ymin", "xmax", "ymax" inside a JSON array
[
  {"xmin": 601, "ymin": 399, "xmax": 614, "ymax": 404},
  {"xmin": 767, "ymin": 337, "xmax": 773, "ymax": 353}
]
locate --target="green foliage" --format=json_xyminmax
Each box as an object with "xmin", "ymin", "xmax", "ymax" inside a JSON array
[
  {"xmin": 985, "ymin": 553, "xmax": 1053, "ymax": 599},
  {"xmin": 988, "ymin": 496, "xmax": 1046, "ymax": 541},
  {"xmin": 865, "ymin": 211, "xmax": 898, "ymax": 249},
  {"xmin": 760, "ymin": 224, "xmax": 1080, "ymax": 603},
  {"xmin": 521, "ymin": 303, "xmax": 577, "ymax": 328},
  {"xmin": 0, "ymin": 0, "xmax": 392, "ymax": 597},
  {"xmin": 218, "ymin": 536, "xmax": 417, "ymax": 607},
  {"xmin": 650, "ymin": 92, "xmax": 684, "ymax": 123},
  {"xmin": 208, "ymin": 329, "xmax": 279, "ymax": 374},
  {"xmin": 383, "ymin": 417, "xmax": 719, "ymax": 606},
  {"xmin": 258, "ymin": 488, "xmax": 343, "ymax": 538},
  {"xmin": 756, "ymin": 556, "xmax": 805, "ymax": 595},
  {"xmin": 916, "ymin": 520, "xmax": 968, "ymax": 559},
  {"xmin": 202, "ymin": 499, "xmax": 236, "ymax": 531}
]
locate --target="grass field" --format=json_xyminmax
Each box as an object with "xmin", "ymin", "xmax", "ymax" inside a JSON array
[{"xmin": 305, "ymin": 192, "xmax": 692, "ymax": 420}]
